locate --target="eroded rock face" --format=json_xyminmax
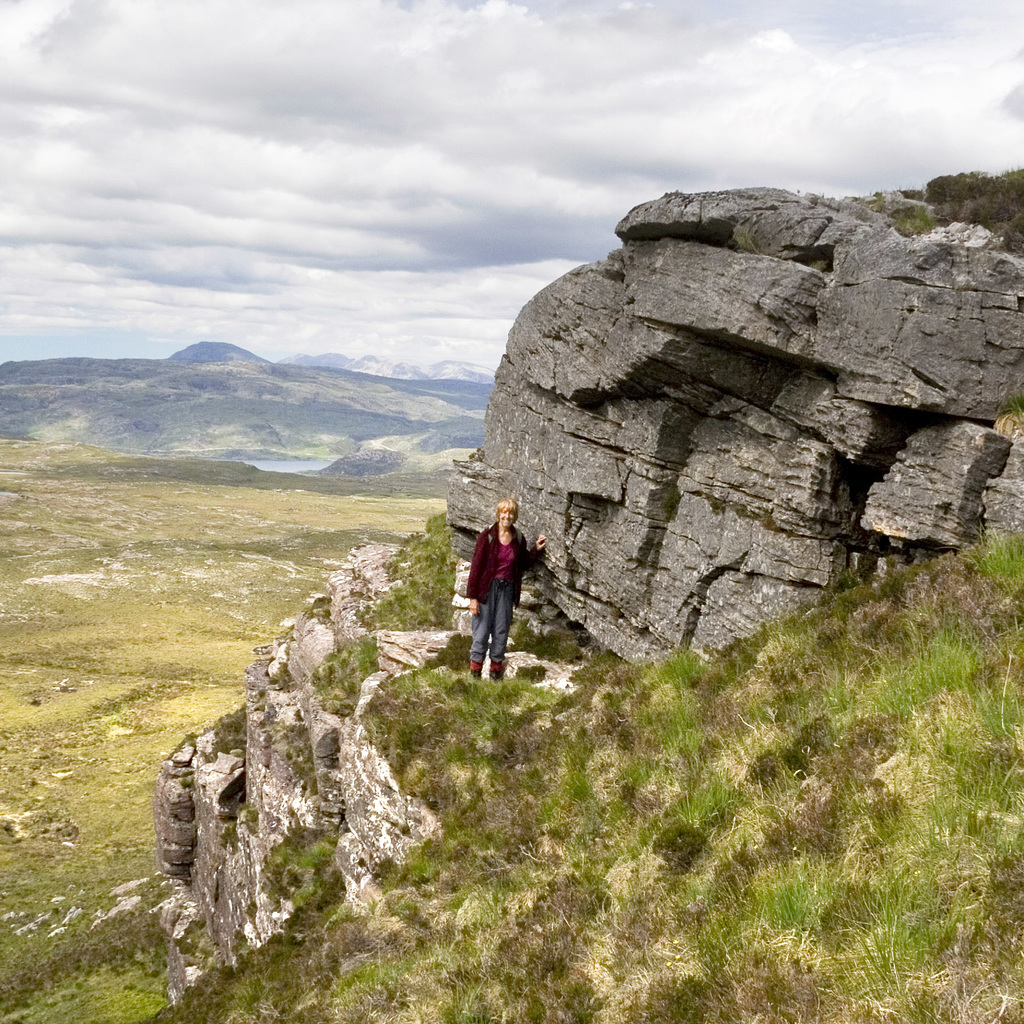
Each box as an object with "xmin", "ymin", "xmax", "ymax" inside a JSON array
[
  {"xmin": 154, "ymin": 658, "xmax": 323, "ymax": 998},
  {"xmin": 862, "ymin": 422, "xmax": 1011, "ymax": 547},
  {"xmin": 985, "ymin": 441, "xmax": 1024, "ymax": 535},
  {"xmin": 155, "ymin": 544, "xmax": 438, "ymax": 1002},
  {"xmin": 154, "ymin": 744, "xmax": 196, "ymax": 880},
  {"xmin": 332, "ymin": 693, "xmax": 440, "ymax": 903},
  {"xmin": 328, "ymin": 542, "xmax": 398, "ymax": 643},
  {"xmin": 448, "ymin": 188, "xmax": 1024, "ymax": 656}
]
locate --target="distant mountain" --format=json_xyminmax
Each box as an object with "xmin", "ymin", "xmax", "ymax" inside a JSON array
[
  {"xmin": 283, "ymin": 353, "xmax": 494, "ymax": 384},
  {"xmin": 286, "ymin": 353, "xmax": 354, "ymax": 369},
  {"xmin": 0, "ymin": 357, "xmax": 488, "ymax": 462},
  {"xmin": 169, "ymin": 342, "xmax": 269, "ymax": 363}
]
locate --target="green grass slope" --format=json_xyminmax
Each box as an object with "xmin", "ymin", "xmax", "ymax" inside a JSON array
[
  {"xmin": 0, "ymin": 358, "xmax": 488, "ymax": 460},
  {"xmin": 157, "ymin": 527, "xmax": 1024, "ymax": 1024}
]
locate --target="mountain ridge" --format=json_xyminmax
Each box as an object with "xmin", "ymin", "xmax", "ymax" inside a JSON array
[
  {"xmin": 283, "ymin": 352, "xmax": 495, "ymax": 384},
  {"xmin": 0, "ymin": 356, "xmax": 490, "ymax": 463}
]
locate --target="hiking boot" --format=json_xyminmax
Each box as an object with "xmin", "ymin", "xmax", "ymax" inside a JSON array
[
  {"xmin": 489, "ymin": 662, "xmax": 504, "ymax": 681},
  {"xmin": 470, "ymin": 661, "xmax": 483, "ymax": 678}
]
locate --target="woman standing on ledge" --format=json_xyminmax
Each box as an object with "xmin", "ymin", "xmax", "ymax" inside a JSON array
[{"xmin": 467, "ymin": 497, "xmax": 546, "ymax": 680}]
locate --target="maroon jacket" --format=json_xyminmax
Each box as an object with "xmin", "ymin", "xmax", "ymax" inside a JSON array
[{"xmin": 467, "ymin": 523, "xmax": 544, "ymax": 607}]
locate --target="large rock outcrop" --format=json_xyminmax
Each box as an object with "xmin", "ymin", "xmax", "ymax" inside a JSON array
[{"xmin": 448, "ymin": 188, "xmax": 1024, "ymax": 657}]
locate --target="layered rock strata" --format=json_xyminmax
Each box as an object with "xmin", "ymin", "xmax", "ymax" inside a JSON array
[
  {"xmin": 154, "ymin": 544, "xmax": 442, "ymax": 1002},
  {"xmin": 448, "ymin": 188, "xmax": 1024, "ymax": 657}
]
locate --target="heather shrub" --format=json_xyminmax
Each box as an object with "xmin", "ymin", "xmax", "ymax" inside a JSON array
[{"xmin": 925, "ymin": 168, "xmax": 1024, "ymax": 250}]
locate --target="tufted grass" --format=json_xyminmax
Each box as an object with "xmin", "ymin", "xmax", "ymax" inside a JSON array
[
  {"xmin": 150, "ymin": 528, "xmax": 1024, "ymax": 1024},
  {"xmin": 362, "ymin": 512, "xmax": 459, "ymax": 630},
  {"xmin": 893, "ymin": 205, "xmax": 939, "ymax": 236},
  {"xmin": 311, "ymin": 637, "xmax": 381, "ymax": 716},
  {"xmin": 995, "ymin": 394, "xmax": 1024, "ymax": 442}
]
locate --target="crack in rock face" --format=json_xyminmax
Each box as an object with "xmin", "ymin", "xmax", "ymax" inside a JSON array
[{"xmin": 448, "ymin": 187, "xmax": 1024, "ymax": 658}]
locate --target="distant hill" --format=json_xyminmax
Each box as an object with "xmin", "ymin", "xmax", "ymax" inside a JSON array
[
  {"xmin": 284, "ymin": 352, "xmax": 494, "ymax": 384},
  {"xmin": 0, "ymin": 357, "xmax": 488, "ymax": 461},
  {"xmin": 284, "ymin": 353, "xmax": 354, "ymax": 369},
  {"xmin": 168, "ymin": 342, "xmax": 269, "ymax": 363}
]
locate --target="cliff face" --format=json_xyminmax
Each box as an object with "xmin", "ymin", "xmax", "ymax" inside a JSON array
[
  {"xmin": 154, "ymin": 545, "xmax": 444, "ymax": 1003},
  {"xmin": 448, "ymin": 188, "xmax": 1024, "ymax": 657}
]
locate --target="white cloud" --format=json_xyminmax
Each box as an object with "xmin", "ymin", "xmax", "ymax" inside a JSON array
[{"xmin": 1, "ymin": 0, "xmax": 1024, "ymax": 367}]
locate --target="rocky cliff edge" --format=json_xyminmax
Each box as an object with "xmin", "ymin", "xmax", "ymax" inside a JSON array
[
  {"xmin": 153, "ymin": 543, "xmax": 571, "ymax": 1003},
  {"xmin": 154, "ymin": 545, "xmax": 445, "ymax": 1002}
]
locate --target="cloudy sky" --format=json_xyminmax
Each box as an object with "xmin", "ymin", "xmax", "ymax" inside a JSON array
[{"xmin": 2, "ymin": 0, "xmax": 1024, "ymax": 369}]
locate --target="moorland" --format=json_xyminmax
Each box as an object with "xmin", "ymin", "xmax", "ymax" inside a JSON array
[{"xmin": 0, "ymin": 438, "xmax": 443, "ymax": 1022}]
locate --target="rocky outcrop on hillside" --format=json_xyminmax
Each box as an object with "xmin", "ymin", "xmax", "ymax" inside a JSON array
[
  {"xmin": 154, "ymin": 541, "xmax": 575, "ymax": 1002},
  {"xmin": 448, "ymin": 188, "xmax": 1024, "ymax": 657},
  {"xmin": 154, "ymin": 545, "xmax": 443, "ymax": 1002}
]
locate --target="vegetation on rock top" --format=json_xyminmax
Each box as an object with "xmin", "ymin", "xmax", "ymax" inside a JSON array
[
  {"xmin": 924, "ymin": 168, "xmax": 1024, "ymax": 250},
  {"xmin": 311, "ymin": 638, "xmax": 381, "ymax": 717}
]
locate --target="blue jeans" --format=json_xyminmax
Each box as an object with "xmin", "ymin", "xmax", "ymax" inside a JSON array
[{"xmin": 471, "ymin": 578, "xmax": 514, "ymax": 665}]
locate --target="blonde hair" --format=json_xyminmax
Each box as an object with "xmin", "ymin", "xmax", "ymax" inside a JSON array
[{"xmin": 496, "ymin": 497, "xmax": 519, "ymax": 522}]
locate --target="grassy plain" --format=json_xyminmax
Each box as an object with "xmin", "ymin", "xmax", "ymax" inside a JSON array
[{"xmin": 0, "ymin": 438, "xmax": 443, "ymax": 1022}]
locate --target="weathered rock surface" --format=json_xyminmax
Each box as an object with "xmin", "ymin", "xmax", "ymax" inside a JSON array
[
  {"xmin": 332, "ymin": 696, "xmax": 440, "ymax": 902},
  {"xmin": 448, "ymin": 188, "xmax": 1024, "ymax": 656},
  {"xmin": 375, "ymin": 629, "xmax": 456, "ymax": 673},
  {"xmin": 985, "ymin": 441, "xmax": 1024, "ymax": 535},
  {"xmin": 154, "ymin": 744, "xmax": 197, "ymax": 879},
  {"xmin": 862, "ymin": 422, "xmax": 1011, "ymax": 547},
  {"xmin": 614, "ymin": 188, "xmax": 884, "ymax": 261},
  {"xmin": 285, "ymin": 615, "xmax": 336, "ymax": 684},
  {"xmin": 327, "ymin": 542, "xmax": 397, "ymax": 643},
  {"xmin": 816, "ymin": 233, "xmax": 1024, "ymax": 419},
  {"xmin": 154, "ymin": 545, "xmax": 439, "ymax": 1002},
  {"xmin": 155, "ymin": 657, "xmax": 323, "ymax": 995}
]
